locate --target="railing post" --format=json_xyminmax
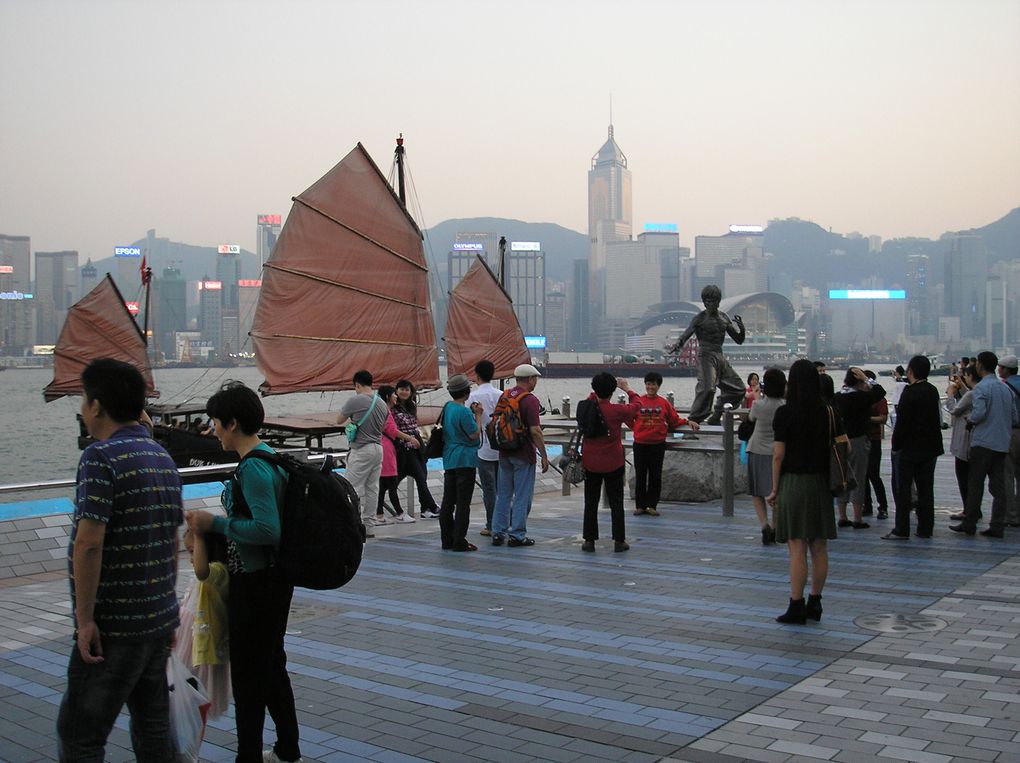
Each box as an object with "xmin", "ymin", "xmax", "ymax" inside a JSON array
[
  {"xmin": 561, "ymin": 396, "xmax": 571, "ymax": 418},
  {"xmin": 722, "ymin": 403, "xmax": 735, "ymax": 517},
  {"xmin": 666, "ymin": 391, "xmax": 675, "ymax": 407}
]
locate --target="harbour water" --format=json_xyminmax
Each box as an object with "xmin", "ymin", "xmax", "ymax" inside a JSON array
[{"xmin": 0, "ymin": 361, "xmax": 907, "ymax": 488}]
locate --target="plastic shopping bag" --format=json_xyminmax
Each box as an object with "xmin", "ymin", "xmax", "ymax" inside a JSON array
[
  {"xmin": 167, "ymin": 652, "xmax": 211, "ymax": 763},
  {"xmin": 739, "ymin": 440, "xmax": 749, "ymax": 465}
]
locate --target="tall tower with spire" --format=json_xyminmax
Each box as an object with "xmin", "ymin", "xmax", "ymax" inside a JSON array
[{"xmin": 587, "ymin": 122, "xmax": 632, "ymax": 344}]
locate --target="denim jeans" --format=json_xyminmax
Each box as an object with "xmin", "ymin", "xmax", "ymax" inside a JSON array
[
  {"xmin": 477, "ymin": 458, "xmax": 499, "ymax": 530},
  {"xmin": 57, "ymin": 636, "xmax": 174, "ymax": 763},
  {"xmin": 491, "ymin": 456, "xmax": 535, "ymax": 541},
  {"xmin": 397, "ymin": 448, "xmax": 438, "ymax": 513}
]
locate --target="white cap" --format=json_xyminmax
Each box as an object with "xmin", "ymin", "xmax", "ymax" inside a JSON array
[{"xmin": 514, "ymin": 363, "xmax": 541, "ymax": 378}]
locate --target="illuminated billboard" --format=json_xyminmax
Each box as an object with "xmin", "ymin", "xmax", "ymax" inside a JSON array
[
  {"xmin": 0, "ymin": 265, "xmax": 13, "ymax": 274},
  {"xmin": 200, "ymin": 281, "xmax": 223, "ymax": 290},
  {"xmin": 238, "ymin": 279, "xmax": 262, "ymax": 288},
  {"xmin": 258, "ymin": 214, "xmax": 282, "ymax": 225},
  {"xmin": 218, "ymin": 244, "xmax": 241, "ymax": 254},
  {"xmin": 114, "ymin": 246, "xmax": 142, "ymax": 257},
  {"xmin": 453, "ymin": 243, "xmax": 484, "ymax": 251},
  {"xmin": 828, "ymin": 290, "xmax": 906, "ymax": 300},
  {"xmin": 643, "ymin": 223, "xmax": 678, "ymax": 233},
  {"xmin": 511, "ymin": 242, "xmax": 541, "ymax": 251},
  {"xmin": 0, "ymin": 290, "xmax": 32, "ymax": 300},
  {"xmin": 125, "ymin": 301, "xmax": 140, "ymax": 315},
  {"xmin": 524, "ymin": 335, "xmax": 547, "ymax": 349}
]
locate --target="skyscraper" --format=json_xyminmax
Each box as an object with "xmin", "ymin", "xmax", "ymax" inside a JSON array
[
  {"xmin": 0, "ymin": 234, "xmax": 32, "ymax": 353},
  {"xmin": 154, "ymin": 266, "xmax": 187, "ymax": 360},
  {"xmin": 694, "ymin": 228, "xmax": 766, "ymax": 295},
  {"xmin": 257, "ymin": 214, "xmax": 282, "ymax": 268},
  {"xmin": 588, "ymin": 123, "xmax": 632, "ymax": 339},
  {"xmin": 505, "ymin": 243, "xmax": 545, "ymax": 338},
  {"xmin": 216, "ymin": 249, "xmax": 241, "ymax": 356},
  {"xmin": 943, "ymin": 234, "xmax": 988, "ymax": 339},
  {"xmin": 198, "ymin": 278, "xmax": 223, "ymax": 356},
  {"xmin": 80, "ymin": 259, "xmax": 100, "ymax": 296},
  {"xmin": 905, "ymin": 253, "xmax": 933, "ymax": 336},
  {"xmin": 568, "ymin": 259, "xmax": 590, "ymax": 351},
  {"xmin": 35, "ymin": 251, "xmax": 79, "ymax": 345}
]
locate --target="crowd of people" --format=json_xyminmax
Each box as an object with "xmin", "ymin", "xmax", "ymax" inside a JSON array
[{"xmin": 57, "ymin": 349, "xmax": 1020, "ymax": 760}]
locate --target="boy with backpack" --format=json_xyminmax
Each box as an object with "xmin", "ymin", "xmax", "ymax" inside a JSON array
[
  {"xmin": 489, "ymin": 364, "xmax": 549, "ymax": 547},
  {"xmin": 187, "ymin": 382, "xmax": 302, "ymax": 763}
]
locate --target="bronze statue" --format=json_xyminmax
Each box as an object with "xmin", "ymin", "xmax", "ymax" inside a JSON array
[{"xmin": 667, "ymin": 284, "xmax": 746, "ymax": 424}]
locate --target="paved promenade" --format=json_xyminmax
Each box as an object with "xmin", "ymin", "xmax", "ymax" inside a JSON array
[{"xmin": 0, "ymin": 457, "xmax": 1018, "ymax": 762}]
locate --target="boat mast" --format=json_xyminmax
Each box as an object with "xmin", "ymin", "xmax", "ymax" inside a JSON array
[{"xmin": 394, "ymin": 133, "xmax": 406, "ymax": 206}]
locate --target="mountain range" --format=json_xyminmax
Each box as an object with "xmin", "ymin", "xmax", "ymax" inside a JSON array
[{"xmin": 92, "ymin": 206, "xmax": 1019, "ymax": 295}]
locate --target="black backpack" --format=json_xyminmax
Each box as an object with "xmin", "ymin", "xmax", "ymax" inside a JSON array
[
  {"xmin": 576, "ymin": 398, "xmax": 609, "ymax": 438},
  {"xmin": 232, "ymin": 450, "xmax": 365, "ymax": 590}
]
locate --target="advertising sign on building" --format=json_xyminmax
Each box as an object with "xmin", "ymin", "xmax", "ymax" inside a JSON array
[
  {"xmin": 218, "ymin": 245, "xmax": 241, "ymax": 255},
  {"xmin": 0, "ymin": 266, "xmax": 13, "ymax": 274},
  {"xmin": 453, "ymin": 243, "xmax": 484, "ymax": 251},
  {"xmin": 524, "ymin": 335, "xmax": 547, "ymax": 349},
  {"xmin": 200, "ymin": 281, "xmax": 223, "ymax": 290},
  {"xmin": 114, "ymin": 246, "xmax": 142, "ymax": 257},
  {"xmin": 511, "ymin": 242, "xmax": 541, "ymax": 251},
  {"xmin": 125, "ymin": 301, "xmax": 140, "ymax": 315},
  {"xmin": 257, "ymin": 215, "xmax": 282, "ymax": 225},
  {"xmin": 238, "ymin": 279, "xmax": 262, "ymax": 288}
]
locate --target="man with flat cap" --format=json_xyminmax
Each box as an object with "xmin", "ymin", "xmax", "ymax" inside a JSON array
[{"xmin": 490, "ymin": 364, "xmax": 549, "ymax": 547}]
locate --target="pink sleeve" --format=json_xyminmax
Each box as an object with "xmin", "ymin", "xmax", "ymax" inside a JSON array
[{"xmin": 384, "ymin": 412, "xmax": 400, "ymax": 439}]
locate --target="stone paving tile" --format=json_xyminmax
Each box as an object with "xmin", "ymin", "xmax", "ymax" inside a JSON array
[{"xmin": 2, "ymin": 455, "xmax": 1019, "ymax": 761}]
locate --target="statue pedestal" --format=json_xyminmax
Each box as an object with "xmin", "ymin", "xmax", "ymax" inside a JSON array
[{"xmin": 629, "ymin": 443, "xmax": 747, "ymax": 503}]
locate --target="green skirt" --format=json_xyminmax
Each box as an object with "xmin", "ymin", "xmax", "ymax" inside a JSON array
[{"xmin": 775, "ymin": 472, "xmax": 837, "ymax": 542}]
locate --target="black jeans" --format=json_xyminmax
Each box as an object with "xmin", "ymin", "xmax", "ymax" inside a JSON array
[
  {"xmin": 440, "ymin": 467, "xmax": 476, "ymax": 549},
  {"xmin": 398, "ymin": 448, "xmax": 438, "ymax": 512},
  {"xmin": 894, "ymin": 454, "xmax": 936, "ymax": 536},
  {"xmin": 377, "ymin": 475, "xmax": 404, "ymax": 515},
  {"xmin": 633, "ymin": 442, "xmax": 667, "ymax": 510},
  {"xmin": 864, "ymin": 438, "xmax": 888, "ymax": 511},
  {"xmin": 57, "ymin": 636, "xmax": 173, "ymax": 763},
  {"xmin": 963, "ymin": 446, "xmax": 1007, "ymax": 531},
  {"xmin": 583, "ymin": 466, "xmax": 626, "ymax": 542},
  {"xmin": 229, "ymin": 567, "xmax": 300, "ymax": 763}
]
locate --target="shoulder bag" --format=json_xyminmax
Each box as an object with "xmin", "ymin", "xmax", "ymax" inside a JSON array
[
  {"xmin": 828, "ymin": 405, "xmax": 856, "ymax": 496},
  {"xmin": 345, "ymin": 394, "xmax": 380, "ymax": 444},
  {"xmin": 558, "ymin": 427, "xmax": 586, "ymax": 486},
  {"xmin": 424, "ymin": 404, "xmax": 449, "ymax": 460}
]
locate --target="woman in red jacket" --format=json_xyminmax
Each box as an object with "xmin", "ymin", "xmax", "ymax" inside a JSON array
[
  {"xmin": 581, "ymin": 373, "xmax": 641, "ymax": 552},
  {"xmin": 633, "ymin": 372, "xmax": 699, "ymax": 516}
]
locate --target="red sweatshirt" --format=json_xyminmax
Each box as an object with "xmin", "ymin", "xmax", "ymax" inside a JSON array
[
  {"xmin": 581, "ymin": 390, "xmax": 640, "ymax": 473},
  {"xmin": 632, "ymin": 394, "xmax": 687, "ymax": 445}
]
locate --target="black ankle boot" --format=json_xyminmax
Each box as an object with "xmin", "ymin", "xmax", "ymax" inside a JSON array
[
  {"xmin": 776, "ymin": 597, "xmax": 806, "ymax": 624},
  {"xmin": 805, "ymin": 594, "xmax": 823, "ymax": 622}
]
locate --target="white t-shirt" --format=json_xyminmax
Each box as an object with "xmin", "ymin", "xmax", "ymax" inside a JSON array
[
  {"xmin": 891, "ymin": 380, "xmax": 907, "ymax": 408},
  {"xmin": 468, "ymin": 382, "xmax": 502, "ymax": 461}
]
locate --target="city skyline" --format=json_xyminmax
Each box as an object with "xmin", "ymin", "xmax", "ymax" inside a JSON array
[{"xmin": 1, "ymin": 1, "xmax": 1018, "ymax": 261}]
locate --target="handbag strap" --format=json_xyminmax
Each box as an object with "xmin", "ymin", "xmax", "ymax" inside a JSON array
[{"xmin": 355, "ymin": 393, "xmax": 380, "ymax": 427}]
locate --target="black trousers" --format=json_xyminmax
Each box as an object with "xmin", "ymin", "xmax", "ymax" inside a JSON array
[
  {"xmin": 229, "ymin": 567, "xmax": 300, "ymax": 763},
  {"xmin": 583, "ymin": 466, "xmax": 626, "ymax": 542},
  {"xmin": 440, "ymin": 467, "xmax": 475, "ymax": 549},
  {"xmin": 633, "ymin": 442, "xmax": 667, "ymax": 510},
  {"xmin": 377, "ymin": 475, "xmax": 404, "ymax": 515},
  {"xmin": 864, "ymin": 438, "xmax": 888, "ymax": 511},
  {"xmin": 893, "ymin": 455, "xmax": 936, "ymax": 537},
  {"xmin": 963, "ymin": 446, "xmax": 1006, "ymax": 530}
]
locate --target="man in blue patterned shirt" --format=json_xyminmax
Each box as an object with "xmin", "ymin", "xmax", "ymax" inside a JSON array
[{"xmin": 57, "ymin": 359, "xmax": 184, "ymax": 762}]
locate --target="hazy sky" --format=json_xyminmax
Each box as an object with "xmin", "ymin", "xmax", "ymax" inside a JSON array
[{"xmin": 2, "ymin": 0, "xmax": 1018, "ymax": 262}]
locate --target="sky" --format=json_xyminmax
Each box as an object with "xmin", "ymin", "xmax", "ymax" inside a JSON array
[{"xmin": 1, "ymin": 0, "xmax": 1019, "ymax": 263}]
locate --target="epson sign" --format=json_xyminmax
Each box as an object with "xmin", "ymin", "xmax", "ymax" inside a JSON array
[{"xmin": 114, "ymin": 246, "xmax": 142, "ymax": 257}]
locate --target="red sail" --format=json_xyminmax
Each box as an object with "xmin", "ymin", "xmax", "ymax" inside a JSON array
[
  {"xmin": 445, "ymin": 256, "xmax": 531, "ymax": 381},
  {"xmin": 252, "ymin": 143, "xmax": 440, "ymax": 395},
  {"xmin": 44, "ymin": 275, "xmax": 157, "ymax": 402}
]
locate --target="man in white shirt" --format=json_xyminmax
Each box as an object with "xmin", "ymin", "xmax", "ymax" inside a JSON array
[{"xmin": 468, "ymin": 360, "xmax": 502, "ymax": 536}]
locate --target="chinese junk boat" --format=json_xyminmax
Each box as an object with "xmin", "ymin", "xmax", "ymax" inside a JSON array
[
  {"xmin": 444, "ymin": 254, "xmax": 530, "ymax": 380},
  {"xmin": 43, "ymin": 275, "xmax": 237, "ymax": 466},
  {"xmin": 250, "ymin": 139, "xmax": 442, "ymax": 435}
]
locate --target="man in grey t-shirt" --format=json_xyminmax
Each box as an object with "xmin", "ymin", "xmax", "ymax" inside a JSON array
[{"xmin": 337, "ymin": 370, "xmax": 388, "ymax": 534}]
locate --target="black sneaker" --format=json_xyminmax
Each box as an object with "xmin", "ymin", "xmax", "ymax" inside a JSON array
[
  {"xmin": 507, "ymin": 537, "xmax": 535, "ymax": 547},
  {"xmin": 491, "ymin": 535, "xmax": 505, "ymax": 546},
  {"xmin": 949, "ymin": 524, "xmax": 976, "ymax": 536},
  {"xmin": 876, "ymin": 510, "xmax": 889, "ymax": 519}
]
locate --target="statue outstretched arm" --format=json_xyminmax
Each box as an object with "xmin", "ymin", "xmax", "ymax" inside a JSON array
[{"xmin": 726, "ymin": 313, "xmax": 746, "ymax": 345}]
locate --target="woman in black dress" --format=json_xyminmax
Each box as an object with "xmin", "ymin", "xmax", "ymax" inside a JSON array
[{"xmin": 767, "ymin": 359, "xmax": 840, "ymax": 624}]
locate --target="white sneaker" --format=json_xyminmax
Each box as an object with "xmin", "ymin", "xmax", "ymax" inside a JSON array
[
  {"xmin": 395, "ymin": 513, "xmax": 416, "ymax": 523},
  {"xmin": 372, "ymin": 515, "xmax": 391, "ymax": 525},
  {"xmin": 263, "ymin": 752, "xmax": 302, "ymax": 763},
  {"xmin": 421, "ymin": 510, "xmax": 440, "ymax": 519}
]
